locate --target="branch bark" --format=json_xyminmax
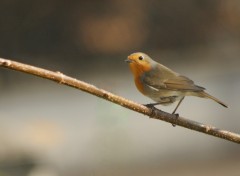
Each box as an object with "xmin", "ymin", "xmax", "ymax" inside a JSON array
[{"xmin": 0, "ymin": 58, "xmax": 239, "ymax": 144}]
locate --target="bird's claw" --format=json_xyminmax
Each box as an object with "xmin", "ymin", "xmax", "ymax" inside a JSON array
[
  {"xmin": 143, "ymin": 104, "xmax": 159, "ymax": 117},
  {"xmin": 144, "ymin": 103, "xmax": 154, "ymax": 108},
  {"xmin": 144, "ymin": 103, "xmax": 179, "ymax": 127}
]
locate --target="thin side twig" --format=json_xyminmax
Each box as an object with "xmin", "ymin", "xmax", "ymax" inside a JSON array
[{"xmin": 0, "ymin": 58, "xmax": 239, "ymax": 144}]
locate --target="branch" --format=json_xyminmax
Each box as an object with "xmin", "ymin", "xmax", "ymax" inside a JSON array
[{"xmin": 0, "ymin": 58, "xmax": 239, "ymax": 144}]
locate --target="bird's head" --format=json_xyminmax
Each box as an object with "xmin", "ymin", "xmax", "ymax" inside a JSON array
[{"xmin": 125, "ymin": 52, "xmax": 154, "ymax": 77}]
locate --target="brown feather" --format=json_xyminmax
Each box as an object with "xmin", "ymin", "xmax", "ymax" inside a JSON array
[
  {"xmin": 142, "ymin": 63, "xmax": 204, "ymax": 91},
  {"xmin": 200, "ymin": 92, "xmax": 228, "ymax": 108}
]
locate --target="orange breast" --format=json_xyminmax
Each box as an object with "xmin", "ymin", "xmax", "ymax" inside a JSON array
[
  {"xmin": 134, "ymin": 76, "xmax": 146, "ymax": 95},
  {"xmin": 129, "ymin": 62, "xmax": 151, "ymax": 76},
  {"xmin": 129, "ymin": 61, "xmax": 151, "ymax": 95}
]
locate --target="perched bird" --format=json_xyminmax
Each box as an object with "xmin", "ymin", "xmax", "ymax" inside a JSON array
[{"xmin": 125, "ymin": 52, "xmax": 228, "ymax": 114}]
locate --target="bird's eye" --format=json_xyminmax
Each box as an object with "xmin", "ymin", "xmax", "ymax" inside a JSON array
[{"xmin": 138, "ymin": 56, "xmax": 144, "ymax": 60}]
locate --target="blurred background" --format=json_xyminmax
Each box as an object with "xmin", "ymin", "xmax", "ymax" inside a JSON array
[{"xmin": 0, "ymin": 0, "xmax": 240, "ymax": 175}]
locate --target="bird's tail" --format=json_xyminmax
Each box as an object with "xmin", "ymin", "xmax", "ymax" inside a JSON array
[{"xmin": 200, "ymin": 91, "xmax": 228, "ymax": 108}]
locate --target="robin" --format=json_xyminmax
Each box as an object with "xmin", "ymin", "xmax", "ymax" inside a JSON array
[{"xmin": 125, "ymin": 52, "xmax": 228, "ymax": 115}]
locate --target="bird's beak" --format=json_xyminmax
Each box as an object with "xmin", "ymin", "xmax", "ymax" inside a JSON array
[
  {"xmin": 125, "ymin": 59, "xmax": 131, "ymax": 63},
  {"xmin": 125, "ymin": 56, "xmax": 133, "ymax": 63}
]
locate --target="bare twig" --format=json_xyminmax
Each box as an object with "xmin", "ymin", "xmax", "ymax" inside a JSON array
[{"xmin": 0, "ymin": 57, "xmax": 239, "ymax": 144}]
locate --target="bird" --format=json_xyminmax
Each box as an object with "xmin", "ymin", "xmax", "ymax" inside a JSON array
[{"xmin": 125, "ymin": 52, "xmax": 228, "ymax": 115}]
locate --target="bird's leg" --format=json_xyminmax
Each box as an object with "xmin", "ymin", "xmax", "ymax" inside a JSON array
[
  {"xmin": 171, "ymin": 97, "xmax": 185, "ymax": 127},
  {"xmin": 172, "ymin": 96, "xmax": 185, "ymax": 114}
]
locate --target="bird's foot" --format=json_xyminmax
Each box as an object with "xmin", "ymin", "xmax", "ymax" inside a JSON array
[
  {"xmin": 144, "ymin": 103, "xmax": 179, "ymax": 127},
  {"xmin": 143, "ymin": 103, "xmax": 159, "ymax": 117},
  {"xmin": 144, "ymin": 103, "xmax": 154, "ymax": 108},
  {"xmin": 171, "ymin": 113, "xmax": 179, "ymax": 127},
  {"xmin": 143, "ymin": 103, "xmax": 160, "ymax": 108}
]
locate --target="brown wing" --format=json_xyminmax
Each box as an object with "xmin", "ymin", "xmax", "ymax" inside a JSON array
[
  {"xmin": 142, "ymin": 64, "xmax": 205, "ymax": 92},
  {"xmin": 164, "ymin": 75, "xmax": 205, "ymax": 91}
]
